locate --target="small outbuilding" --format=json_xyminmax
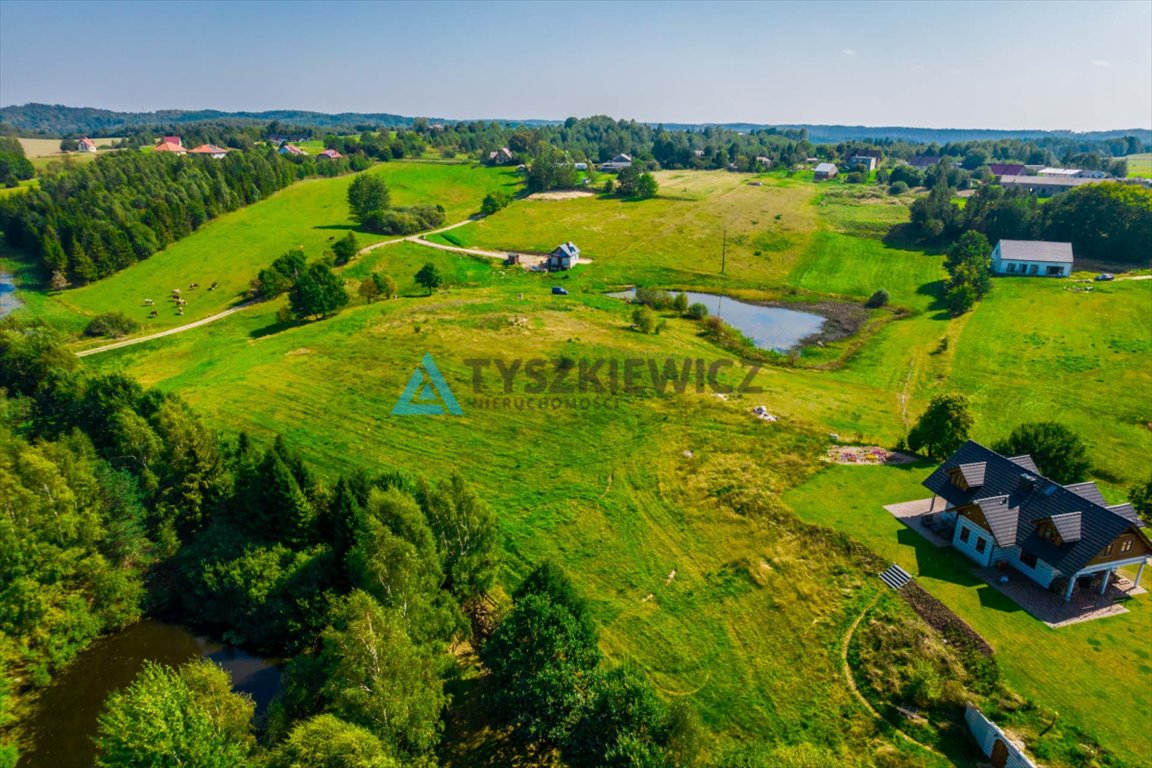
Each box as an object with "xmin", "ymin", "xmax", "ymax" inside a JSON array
[
  {"xmin": 487, "ymin": 147, "xmax": 515, "ymax": 165},
  {"xmin": 991, "ymin": 239, "xmax": 1074, "ymax": 277},
  {"xmin": 814, "ymin": 162, "xmax": 838, "ymax": 180},
  {"xmin": 546, "ymin": 242, "xmax": 580, "ymax": 271},
  {"xmin": 317, "ymin": 149, "xmax": 344, "ymax": 160}
]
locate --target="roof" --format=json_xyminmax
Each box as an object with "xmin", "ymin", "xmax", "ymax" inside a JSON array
[
  {"xmin": 995, "ymin": 240, "xmax": 1074, "ymax": 264},
  {"xmin": 1108, "ymin": 503, "xmax": 1143, "ymax": 526},
  {"xmin": 851, "ymin": 149, "xmax": 882, "ymax": 158},
  {"xmin": 318, "ymin": 149, "xmax": 343, "ymax": 159},
  {"xmin": 1038, "ymin": 167, "xmax": 1081, "ymax": 176},
  {"xmin": 908, "ymin": 155, "xmax": 941, "ymax": 167},
  {"xmin": 78, "ymin": 137, "xmax": 97, "ymax": 148},
  {"xmin": 154, "ymin": 141, "xmax": 185, "ymax": 153},
  {"xmin": 999, "ymin": 175, "xmax": 1095, "ymax": 189},
  {"xmin": 988, "ymin": 163, "xmax": 1025, "ymax": 176},
  {"xmin": 187, "ymin": 144, "xmax": 228, "ymax": 155},
  {"xmin": 923, "ymin": 441, "xmax": 1149, "ymax": 575},
  {"xmin": 1064, "ymin": 481, "xmax": 1107, "ymax": 507},
  {"xmin": 814, "ymin": 162, "xmax": 837, "ymax": 173},
  {"xmin": 957, "ymin": 462, "xmax": 987, "ymax": 487},
  {"xmin": 1049, "ymin": 512, "xmax": 1083, "ymax": 543},
  {"xmin": 552, "ymin": 242, "xmax": 580, "ymax": 258},
  {"xmin": 279, "ymin": 143, "xmax": 307, "ymax": 155},
  {"xmin": 162, "ymin": 136, "xmax": 181, "ymax": 145},
  {"xmin": 613, "ymin": 153, "xmax": 632, "ymax": 162},
  {"xmin": 1007, "ymin": 454, "xmax": 1038, "ymax": 473}
]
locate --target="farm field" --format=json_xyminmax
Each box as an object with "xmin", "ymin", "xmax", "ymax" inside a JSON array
[
  {"xmin": 31, "ymin": 160, "xmax": 518, "ymax": 338},
  {"xmin": 1126, "ymin": 152, "xmax": 1152, "ymax": 178},
  {"xmin": 13, "ymin": 160, "xmax": 1152, "ymax": 765}
]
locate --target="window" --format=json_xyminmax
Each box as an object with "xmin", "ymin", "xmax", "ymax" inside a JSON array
[
  {"xmin": 959, "ymin": 527, "xmax": 971, "ymax": 543},
  {"xmin": 1020, "ymin": 551, "xmax": 1038, "ymax": 568},
  {"xmin": 1046, "ymin": 265, "xmax": 1063, "ymax": 276},
  {"xmin": 1121, "ymin": 539, "xmax": 1134, "ymax": 554},
  {"xmin": 1102, "ymin": 543, "xmax": 1113, "ymax": 556},
  {"xmin": 976, "ymin": 537, "xmax": 987, "ymax": 554}
]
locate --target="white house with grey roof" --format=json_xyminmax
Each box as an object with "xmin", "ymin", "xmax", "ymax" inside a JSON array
[
  {"xmin": 923, "ymin": 442, "xmax": 1151, "ymax": 601},
  {"xmin": 991, "ymin": 240, "xmax": 1074, "ymax": 277}
]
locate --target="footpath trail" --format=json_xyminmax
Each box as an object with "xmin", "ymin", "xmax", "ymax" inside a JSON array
[
  {"xmin": 76, "ymin": 301, "xmax": 259, "ymax": 357},
  {"xmin": 840, "ymin": 591, "xmax": 947, "ymax": 761},
  {"xmin": 75, "ymin": 215, "xmax": 489, "ymax": 359}
]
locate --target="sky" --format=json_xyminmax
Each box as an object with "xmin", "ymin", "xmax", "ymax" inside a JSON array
[{"xmin": 1, "ymin": 0, "xmax": 1150, "ymax": 131}]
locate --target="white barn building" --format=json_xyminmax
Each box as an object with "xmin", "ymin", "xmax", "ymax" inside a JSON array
[{"xmin": 991, "ymin": 240, "xmax": 1074, "ymax": 277}]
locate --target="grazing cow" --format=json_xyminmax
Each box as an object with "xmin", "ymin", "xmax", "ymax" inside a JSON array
[
  {"xmin": 144, "ymin": 298, "xmax": 154, "ymax": 306},
  {"xmin": 177, "ymin": 307, "xmax": 184, "ymax": 316},
  {"xmin": 148, "ymin": 310, "xmax": 158, "ymax": 318},
  {"xmin": 176, "ymin": 297, "xmax": 187, "ymax": 306},
  {"xmin": 189, "ymin": 282, "xmax": 199, "ymax": 289}
]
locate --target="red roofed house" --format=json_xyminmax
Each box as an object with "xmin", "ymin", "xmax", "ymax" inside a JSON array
[
  {"xmin": 163, "ymin": 136, "xmax": 183, "ymax": 147},
  {"xmin": 154, "ymin": 140, "xmax": 186, "ymax": 154},
  {"xmin": 187, "ymin": 144, "xmax": 229, "ymax": 159},
  {"xmin": 77, "ymin": 137, "xmax": 98, "ymax": 153},
  {"xmin": 279, "ymin": 143, "xmax": 308, "ymax": 156},
  {"xmin": 318, "ymin": 149, "xmax": 344, "ymax": 160}
]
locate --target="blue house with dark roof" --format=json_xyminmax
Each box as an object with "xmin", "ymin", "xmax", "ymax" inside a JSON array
[{"xmin": 923, "ymin": 442, "xmax": 1150, "ymax": 601}]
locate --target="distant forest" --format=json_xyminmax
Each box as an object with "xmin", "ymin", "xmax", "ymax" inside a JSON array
[{"xmin": 2, "ymin": 102, "xmax": 1150, "ymax": 146}]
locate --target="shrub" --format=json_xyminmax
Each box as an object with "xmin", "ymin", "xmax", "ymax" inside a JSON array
[
  {"xmin": 672, "ymin": 291, "xmax": 689, "ymax": 313},
  {"xmin": 633, "ymin": 287, "xmax": 674, "ymax": 310},
  {"xmin": 85, "ymin": 312, "xmax": 140, "ymax": 338},
  {"xmin": 865, "ymin": 289, "xmax": 890, "ymax": 308},
  {"xmin": 845, "ymin": 171, "xmax": 867, "ymax": 184},
  {"xmin": 632, "ymin": 306, "xmax": 658, "ymax": 334},
  {"xmin": 686, "ymin": 302, "xmax": 709, "ymax": 320},
  {"xmin": 888, "ymin": 181, "xmax": 909, "ymax": 195},
  {"xmin": 480, "ymin": 190, "xmax": 513, "ymax": 216}
]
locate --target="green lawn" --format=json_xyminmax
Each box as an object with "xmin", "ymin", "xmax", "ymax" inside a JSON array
[
  {"xmin": 784, "ymin": 463, "xmax": 1152, "ymax": 768},
  {"xmin": 1126, "ymin": 153, "xmax": 1152, "ymax": 178},
  {"xmin": 20, "ymin": 161, "xmax": 518, "ymax": 337}
]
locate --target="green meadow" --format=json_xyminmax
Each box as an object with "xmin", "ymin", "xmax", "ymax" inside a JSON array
[
  {"xmin": 1126, "ymin": 153, "xmax": 1152, "ymax": 178},
  {"xmin": 37, "ymin": 161, "xmax": 517, "ymax": 338},
  {"xmin": 11, "ymin": 160, "xmax": 1151, "ymax": 764}
]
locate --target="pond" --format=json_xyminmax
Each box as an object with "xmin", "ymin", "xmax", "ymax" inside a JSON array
[
  {"xmin": 20, "ymin": 621, "xmax": 282, "ymax": 768},
  {"xmin": 607, "ymin": 289, "xmax": 826, "ymax": 351},
  {"xmin": 0, "ymin": 272, "xmax": 22, "ymax": 319}
]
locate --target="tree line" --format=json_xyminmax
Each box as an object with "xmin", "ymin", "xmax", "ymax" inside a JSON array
[{"xmin": 0, "ymin": 147, "xmax": 364, "ymax": 287}]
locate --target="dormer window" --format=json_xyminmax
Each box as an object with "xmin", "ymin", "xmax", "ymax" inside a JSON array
[{"xmin": 1121, "ymin": 539, "xmax": 1133, "ymax": 554}]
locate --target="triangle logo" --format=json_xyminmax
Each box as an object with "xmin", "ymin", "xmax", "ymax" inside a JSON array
[{"xmin": 392, "ymin": 353, "xmax": 464, "ymax": 416}]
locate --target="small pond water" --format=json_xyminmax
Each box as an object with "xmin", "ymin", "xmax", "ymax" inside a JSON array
[
  {"xmin": 20, "ymin": 620, "xmax": 281, "ymax": 768},
  {"xmin": 607, "ymin": 289, "xmax": 826, "ymax": 351},
  {"xmin": 0, "ymin": 272, "xmax": 22, "ymax": 319}
]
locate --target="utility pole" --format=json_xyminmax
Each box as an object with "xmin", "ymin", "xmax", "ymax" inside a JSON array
[{"xmin": 721, "ymin": 226, "xmax": 727, "ymax": 274}]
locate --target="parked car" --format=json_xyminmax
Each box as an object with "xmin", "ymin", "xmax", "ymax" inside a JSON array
[
  {"xmin": 551, "ymin": 286, "xmax": 569, "ymax": 295},
  {"xmin": 1095, "ymin": 273, "xmax": 1115, "ymax": 281}
]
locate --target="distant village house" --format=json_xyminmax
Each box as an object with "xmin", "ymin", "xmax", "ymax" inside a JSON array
[
  {"xmin": 814, "ymin": 162, "xmax": 838, "ymax": 180},
  {"xmin": 278, "ymin": 143, "xmax": 308, "ymax": 156},
  {"xmin": 486, "ymin": 147, "xmax": 515, "ymax": 166},
  {"xmin": 187, "ymin": 144, "xmax": 229, "ymax": 159},
  {"xmin": 77, "ymin": 137, "xmax": 98, "ymax": 153},
  {"xmin": 997, "ymin": 175, "xmax": 1098, "ymax": 196},
  {"xmin": 318, "ymin": 149, "xmax": 344, "ymax": 160},
  {"xmin": 848, "ymin": 149, "xmax": 881, "ymax": 172},
  {"xmin": 1038, "ymin": 167, "xmax": 1110, "ymax": 179},
  {"xmin": 600, "ymin": 153, "xmax": 632, "ymax": 172},
  {"xmin": 991, "ymin": 239, "xmax": 1073, "ymax": 277},
  {"xmin": 546, "ymin": 242, "xmax": 580, "ymax": 271},
  {"xmin": 907, "ymin": 155, "xmax": 942, "ymax": 168},
  {"xmin": 987, "ymin": 163, "xmax": 1025, "ymax": 178},
  {"xmin": 154, "ymin": 137, "xmax": 186, "ymax": 154}
]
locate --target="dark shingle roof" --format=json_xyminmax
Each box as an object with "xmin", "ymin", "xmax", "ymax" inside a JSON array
[
  {"xmin": 1007, "ymin": 455, "xmax": 1038, "ymax": 473},
  {"xmin": 923, "ymin": 441, "xmax": 1147, "ymax": 574},
  {"xmin": 1108, "ymin": 503, "xmax": 1144, "ymax": 527},
  {"xmin": 958, "ymin": 462, "xmax": 987, "ymax": 488},
  {"xmin": 1049, "ymin": 512, "xmax": 1083, "ymax": 543},
  {"xmin": 976, "ymin": 495, "xmax": 1018, "ymax": 547},
  {"xmin": 1065, "ymin": 481, "xmax": 1107, "ymax": 507}
]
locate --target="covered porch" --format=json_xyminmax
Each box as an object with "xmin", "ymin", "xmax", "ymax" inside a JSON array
[{"xmin": 977, "ymin": 560, "xmax": 1148, "ymax": 628}]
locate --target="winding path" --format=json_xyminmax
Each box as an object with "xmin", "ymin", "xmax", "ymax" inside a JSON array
[
  {"xmin": 76, "ymin": 301, "xmax": 260, "ymax": 357},
  {"xmin": 75, "ymin": 216, "xmax": 490, "ymax": 358},
  {"xmin": 840, "ymin": 591, "xmax": 946, "ymax": 760}
]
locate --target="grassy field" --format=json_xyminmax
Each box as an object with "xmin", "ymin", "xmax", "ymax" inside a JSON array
[
  {"xmin": 14, "ymin": 162, "xmax": 1151, "ymax": 763},
  {"xmin": 23, "ymin": 161, "xmax": 517, "ymax": 338},
  {"xmin": 1126, "ymin": 153, "xmax": 1152, "ymax": 178}
]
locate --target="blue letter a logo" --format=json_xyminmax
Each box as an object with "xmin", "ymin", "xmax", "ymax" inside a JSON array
[{"xmin": 392, "ymin": 353, "xmax": 464, "ymax": 416}]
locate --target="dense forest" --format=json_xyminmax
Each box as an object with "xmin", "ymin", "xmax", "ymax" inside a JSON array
[{"xmin": 0, "ymin": 148, "xmax": 367, "ymax": 285}]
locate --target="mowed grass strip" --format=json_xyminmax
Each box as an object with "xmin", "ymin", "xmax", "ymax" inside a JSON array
[
  {"xmin": 1126, "ymin": 153, "xmax": 1152, "ymax": 178},
  {"xmin": 39, "ymin": 161, "xmax": 518, "ymax": 335}
]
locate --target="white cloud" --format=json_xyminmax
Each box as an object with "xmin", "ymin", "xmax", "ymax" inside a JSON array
[
  {"xmin": 1091, "ymin": 59, "xmax": 1111, "ymax": 66},
  {"xmin": 841, "ymin": 49, "xmax": 856, "ymax": 57}
]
